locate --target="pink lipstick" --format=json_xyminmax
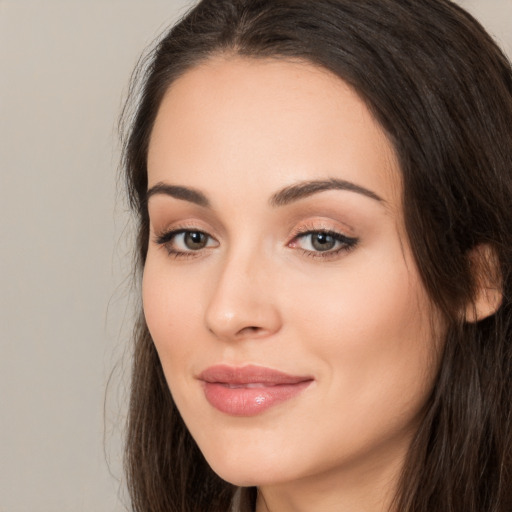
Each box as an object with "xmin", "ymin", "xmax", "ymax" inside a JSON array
[{"xmin": 198, "ymin": 364, "xmax": 313, "ymax": 416}]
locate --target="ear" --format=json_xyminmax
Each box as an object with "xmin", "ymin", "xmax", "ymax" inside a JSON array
[{"xmin": 465, "ymin": 244, "xmax": 503, "ymax": 323}]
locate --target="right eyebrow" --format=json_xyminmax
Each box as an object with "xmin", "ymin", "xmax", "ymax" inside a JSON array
[{"xmin": 146, "ymin": 182, "xmax": 210, "ymax": 208}]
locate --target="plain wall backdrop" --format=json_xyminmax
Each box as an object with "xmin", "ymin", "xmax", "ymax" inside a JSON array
[{"xmin": 1, "ymin": 1, "xmax": 510, "ymax": 511}]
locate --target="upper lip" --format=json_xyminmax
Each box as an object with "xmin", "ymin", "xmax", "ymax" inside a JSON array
[{"xmin": 198, "ymin": 364, "xmax": 313, "ymax": 385}]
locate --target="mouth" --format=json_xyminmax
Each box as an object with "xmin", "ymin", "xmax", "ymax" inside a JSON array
[{"xmin": 198, "ymin": 364, "xmax": 314, "ymax": 416}]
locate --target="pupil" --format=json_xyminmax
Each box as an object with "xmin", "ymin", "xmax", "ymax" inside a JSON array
[
  {"xmin": 312, "ymin": 233, "xmax": 335, "ymax": 251},
  {"xmin": 185, "ymin": 231, "xmax": 206, "ymax": 250}
]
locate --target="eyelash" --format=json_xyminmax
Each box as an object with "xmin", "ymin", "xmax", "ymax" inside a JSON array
[
  {"xmin": 154, "ymin": 228, "xmax": 217, "ymax": 259},
  {"xmin": 289, "ymin": 228, "xmax": 358, "ymax": 259},
  {"xmin": 154, "ymin": 227, "xmax": 358, "ymax": 260}
]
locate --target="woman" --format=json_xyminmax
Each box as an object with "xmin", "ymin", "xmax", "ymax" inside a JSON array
[{"xmin": 120, "ymin": 0, "xmax": 512, "ymax": 511}]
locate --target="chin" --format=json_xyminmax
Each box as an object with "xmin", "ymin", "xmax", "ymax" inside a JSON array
[
  {"xmin": 200, "ymin": 445, "xmax": 296, "ymax": 488},
  {"xmin": 212, "ymin": 467, "xmax": 286, "ymax": 488}
]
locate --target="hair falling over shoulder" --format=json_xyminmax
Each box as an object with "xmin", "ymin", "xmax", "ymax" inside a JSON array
[{"xmin": 120, "ymin": 1, "xmax": 512, "ymax": 511}]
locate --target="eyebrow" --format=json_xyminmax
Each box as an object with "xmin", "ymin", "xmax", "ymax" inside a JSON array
[
  {"xmin": 269, "ymin": 178, "xmax": 383, "ymax": 207},
  {"xmin": 146, "ymin": 182, "xmax": 210, "ymax": 207},
  {"xmin": 146, "ymin": 178, "xmax": 383, "ymax": 208}
]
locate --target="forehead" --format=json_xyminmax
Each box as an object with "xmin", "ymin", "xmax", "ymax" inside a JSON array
[{"xmin": 147, "ymin": 56, "xmax": 401, "ymax": 210}]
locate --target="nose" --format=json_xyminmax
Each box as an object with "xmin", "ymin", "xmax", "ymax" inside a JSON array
[{"xmin": 204, "ymin": 250, "xmax": 282, "ymax": 342}]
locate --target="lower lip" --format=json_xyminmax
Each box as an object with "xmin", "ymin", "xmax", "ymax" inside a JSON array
[{"xmin": 202, "ymin": 381, "xmax": 312, "ymax": 416}]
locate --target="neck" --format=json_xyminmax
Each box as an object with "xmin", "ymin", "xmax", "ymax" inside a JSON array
[{"xmin": 255, "ymin": 437, "xmax": 408, "ymax": 512}]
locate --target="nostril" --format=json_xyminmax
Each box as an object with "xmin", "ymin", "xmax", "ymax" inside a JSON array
[{"xmin": 237, "ymin": 325, "xmax": 263, "ymax": 337}]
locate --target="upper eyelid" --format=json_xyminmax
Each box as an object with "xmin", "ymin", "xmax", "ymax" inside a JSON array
[
  {"xmin": 293, "ymin": 226, "xmax": 347, "ymax": 235},
  {"xmin": 152, "ymin": 208, "xmax": 359, "ymax": 235},
  {"xmin": 151, "ymin": 215, "xmax": 224, "ymax": 239},
  {"xmin": 152, "ymin": 219, "xmax": 355, "ymax": 239},
  {"xmin": 153, "ymin": 222, "xmax": 216, "ymax": 237},
  {"xmin": 148, "ymin": 202, "xmax": 356, "ymax": 235},
  {"xmin": 155, "ymin": 227, "xmax": 216, "ymax": 243},
  {"xmin": 289, "ymin": 220, "xmax": 355, "ymax": 238},
  {"xmin": 154, "ymin": 224, "xmax": 350, "ymax": 239}
]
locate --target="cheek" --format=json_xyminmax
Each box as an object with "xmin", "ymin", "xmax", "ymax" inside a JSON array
[
  {"xmin": 284, "ymin": 244, "xmax": 438, "ymax": 416},
  {"xmin": 288, "ymin": 245, "xmax": 431, "ymax": 343},
  {"xmin": 142, "ymin": 256, "xmax": 204, "ymax": 366}
]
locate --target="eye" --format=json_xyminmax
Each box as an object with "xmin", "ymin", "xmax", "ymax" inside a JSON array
[
  {"xmin": 290, "ymin": 230, "xmax": 358, "ymax": 257},
  {"xmin": 155, "ymin": 229, "xmax": 218, "ymax": 256},
  {"xmin": 304, "ymin": 232, "xmax": 338, "ymax": 252},
  {"xmin": 180, "ymin": 231, "xmax": 209, "ymax": 250}
]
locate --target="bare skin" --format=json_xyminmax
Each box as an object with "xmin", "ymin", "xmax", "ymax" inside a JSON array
[{"xmin": 144, "ymin": 56, "xmax": 444, "ymax": 512}]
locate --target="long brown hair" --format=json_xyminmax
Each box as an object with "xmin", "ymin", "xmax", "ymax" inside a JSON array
[{"xmin": 120, "ymin": 1, "xmax": 512, "ymax": 510}]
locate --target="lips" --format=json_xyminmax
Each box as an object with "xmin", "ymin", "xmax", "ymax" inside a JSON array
[{"xmin": 198, "ymin": 364, "xmax": 313, "ymax": 416}]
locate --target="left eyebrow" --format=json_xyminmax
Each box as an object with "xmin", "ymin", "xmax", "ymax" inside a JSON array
[{"xmin": 269, "ymin": 178, "xmax": 384, "ymax": 207}]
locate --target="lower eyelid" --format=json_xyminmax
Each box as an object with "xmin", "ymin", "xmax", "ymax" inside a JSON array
[{"xmin": 297, "ymin": 247, "xmax": 352, "ymax": 260}]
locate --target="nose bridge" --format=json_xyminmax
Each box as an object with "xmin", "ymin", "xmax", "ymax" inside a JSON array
[{"xmin": 204, "ymin": 239, "xmax": 281, "ymax": 340}]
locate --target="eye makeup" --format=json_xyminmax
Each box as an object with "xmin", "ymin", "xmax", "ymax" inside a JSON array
[
  {"xmin": 288, "ymin": 228, "xmax": 358, "ymax": 260},
  {"xmin": 153, "ymin": 219, "xmax": 359, "ymax": 262},
  {"xmin": 154, "ymin": 226, "xmax": 219, "ymax": 259}
]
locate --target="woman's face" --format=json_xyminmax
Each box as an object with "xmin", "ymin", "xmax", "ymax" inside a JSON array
[{"xmin": 144, "ymin": 57, "xmax": 442, "ymax": 494}]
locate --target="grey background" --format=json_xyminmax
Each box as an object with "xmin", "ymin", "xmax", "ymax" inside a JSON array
[{"xmin": 1, "ymin": 1, "xmax": 510, "ymax": 511}]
